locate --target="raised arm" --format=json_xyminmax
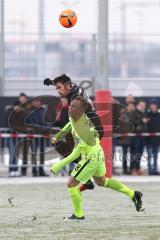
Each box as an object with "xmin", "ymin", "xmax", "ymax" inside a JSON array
[
  {"xmin": 50, "ymin": 145, "xmax": 81, "ymax": 174},
  {"xmin": 52, "ymin": 122, "xmax": 71, "ymax": 143}
]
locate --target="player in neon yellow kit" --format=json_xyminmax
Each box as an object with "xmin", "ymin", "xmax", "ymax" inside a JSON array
[{"xmin": 50, "ymin": 96, "xmax": 144, "ymax": 220}]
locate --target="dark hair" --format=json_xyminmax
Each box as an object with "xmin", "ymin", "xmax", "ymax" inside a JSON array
[
  {"xmin": 53, "ymin": 74, "xmax": 72, "ymax": 85},
  {"xmin": 138, "ymin": 99, "xmax": 146, "ymax": 104},
  {"xmin": 149, "ymin": 98, "xmax": 159, "ymax": 105},
  {"xmin": 74, "ymin": 96, "xmax": 88, "ymax": 111},
  {"xmin": 19, "ymin": 92, "xmax": 27, "ymax": 98}
]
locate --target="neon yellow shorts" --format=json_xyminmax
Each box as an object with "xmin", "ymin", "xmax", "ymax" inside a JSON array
[{"xmin": 71, "ymin": 151, "xmax": 106, "ymax": 184}]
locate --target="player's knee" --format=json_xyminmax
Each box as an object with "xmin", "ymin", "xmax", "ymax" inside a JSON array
[
  {"xmin": 67, "ymin": 182, "xmax": 72, "ymax": 188},
  {"xmin": 67, "ymin": 181, "xmax": 75, "ymax": 188},
  {"xmin": 96, "ymin": 181, "xmax": 104, "ymax": 187},
  {"xmin": 67, "ymin": 180, "xmax": 73, "ymax": 188},
  {"xmin": 67, "ymin": 177, "xmax": 77, "ymax": 188}
]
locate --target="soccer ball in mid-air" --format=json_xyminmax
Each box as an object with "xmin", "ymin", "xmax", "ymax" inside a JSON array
[{"xmin": 59, "ymin": 9, "xmax": 77, "ymax": 28}]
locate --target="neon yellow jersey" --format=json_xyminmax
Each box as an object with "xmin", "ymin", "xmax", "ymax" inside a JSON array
[
  {"xmin": 69, "ymin": 114, "xmax": 99, "ymax": 146},
  {"xmin": 51, "ymin": 114, "xmax": 105, "ymax": 174},
  {"xmin": 70, "ymin": 114, "xmax": 104, "ymax": 160},
  {"xmin": 54, "ymin": 113, "xmax": 104, "ymax": 162}
]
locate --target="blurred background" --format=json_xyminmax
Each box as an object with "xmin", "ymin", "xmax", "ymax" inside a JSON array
[
  {"xmin": 1, "ymin": 0, "xmax": 160, "ymax": 96},
  {"xmin": 0, "ymin": 0, "xmax": 160, "ymax": 177}
]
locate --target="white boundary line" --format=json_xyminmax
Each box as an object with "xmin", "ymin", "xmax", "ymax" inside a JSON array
[{"xmin": 0, "ymin": 176, "xmax": 160, "ymax": 185}]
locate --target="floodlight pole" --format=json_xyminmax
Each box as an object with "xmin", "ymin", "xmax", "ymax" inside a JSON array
[
  {"xmin": 38, "ymin": 0, "xmax": 45, "ymax": 79},
  {"xmin": 97, "ymin": 0, "xmax": 109, "ymax": 91},
  {"xmin": 0, "ymin": 0, "xmax": 4, "ymax": 96},
  {"xmin": 96, "ymin": 0, "xmax": 112, "ymax": 178}
]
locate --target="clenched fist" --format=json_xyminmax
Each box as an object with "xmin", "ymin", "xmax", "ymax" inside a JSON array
[
  {"xmin": 43, "ymin": 78, "xmax": 53, "ymax": 86},
  {"xmin": 51, "ymin": 137, "xmax": 57, "ymax": 145}
]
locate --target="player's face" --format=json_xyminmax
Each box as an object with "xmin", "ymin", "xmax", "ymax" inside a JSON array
[
  {"xmin": 69, "ymin": 99, "xmax": 84, "ymax": 120},
  {"xmin": 55, "ymin": 83, "xmax": 71, "ymax": 97}
]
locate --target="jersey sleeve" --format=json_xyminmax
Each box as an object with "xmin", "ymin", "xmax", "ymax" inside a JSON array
[
  {"xmin": 54, "ymin": 122, "xmax": 71, "ymax": 141},
  {"xmin": 64, "ymin": 145, "xmax": 81, "ymax": 163},
  {"xmin": 50, "ymin": 145, "xmax": 81, "ymax": 174}
]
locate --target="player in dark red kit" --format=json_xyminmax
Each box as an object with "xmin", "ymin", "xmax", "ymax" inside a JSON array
[{"xmin": 44, "ymin": 74, "xmax": 104, "ymax": 191}]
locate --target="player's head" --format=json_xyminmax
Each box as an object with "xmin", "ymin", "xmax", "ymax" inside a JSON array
[
  {"xmin": 53, "ymin": 74, "xmax": 72, "ymax": 97},
  {"xmin": 69, "ymin": 96, "xmax": 88, "ymax": 120}
]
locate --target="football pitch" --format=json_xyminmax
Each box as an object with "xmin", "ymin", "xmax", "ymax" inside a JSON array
[{"xmin": 0, "ymin": 180, "xmax": 159, "ymax": 240}]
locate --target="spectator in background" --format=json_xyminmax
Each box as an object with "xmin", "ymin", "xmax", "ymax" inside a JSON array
[
  {"xmin": 14, "ymin": 93, "xmax": 30, "ymax": 176},
  {"xmin": 119, "ymin": 102, "xmax": 136, "ymax": 174},
  {"xmin": 6, "ymin": 92, "xmax": 28, "ymax": 177},
  {"xmin": 112, "ymin": 98, "xmax": 120, "ymax": 174},
  {"xmin": 14, "ymin": 93, "xmax": 28, "ymax": 109},
  {"xmin": 26, "ymin": 98, "xmax": 49, "ymax": 177},
  {"xmin": 125, "ymin": 95, "xmax": 135, "ymax": 105},
  {"xmin": 147, "ymin": 99, "xmax": 160, "ymax": 175},
  {"xmin": 130, "ymin": 100, "xmax": 149, "ymax": 175},
  {"xmin": 127, "ymin": 102, "xmax": 136, "ymax": 113}
]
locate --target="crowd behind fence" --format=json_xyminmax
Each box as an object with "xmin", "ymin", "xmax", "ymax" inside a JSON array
[
  {"xmin": 0, "ymin": 128, "xmax": 57, "ymax": 177},
  {"xmin": 1, "ymin": 93, "xmax": 160, "ymax": 177},
  {"xmin": 0, "ymin": 130, "xmax": 160, "ymax": 177},
  {"xmin": 112, "ymin": 96, "xmax": 160, "ymax": 176}
]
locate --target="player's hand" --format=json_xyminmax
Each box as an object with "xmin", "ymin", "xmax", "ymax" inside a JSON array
[
  {"xmin": 43, "ymin": 78, "xmax": 53, "ymax": 86},
  {"xmin": 51, "ymin": 137, "xmax": 57, "ymax": 145}
]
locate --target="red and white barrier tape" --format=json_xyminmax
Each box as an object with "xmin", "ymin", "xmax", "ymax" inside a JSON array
[
  {"xmin": 114, "ymin": 132, "xmax": 160, "ymax": 137},
  {"xmin": 0, "ymin": 133, "xmax": 52, "ymax": 138},
  {"xmin": 0, "ymin": 132, "xmax": 160, "ymax": 138}
]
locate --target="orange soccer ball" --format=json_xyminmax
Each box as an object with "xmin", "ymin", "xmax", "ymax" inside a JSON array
[{"xmin": 59, "ymin": 9, "xmax": 77, "ymax": 28}]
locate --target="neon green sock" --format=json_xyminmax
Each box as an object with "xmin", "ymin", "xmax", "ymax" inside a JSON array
[
  {"xmin": 68, "ymin": 187, "xmax": 84, "ymax": 218},
  {"xmin": 104, "ymin": 178, "xmax": 134, "ymax": 199}
]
